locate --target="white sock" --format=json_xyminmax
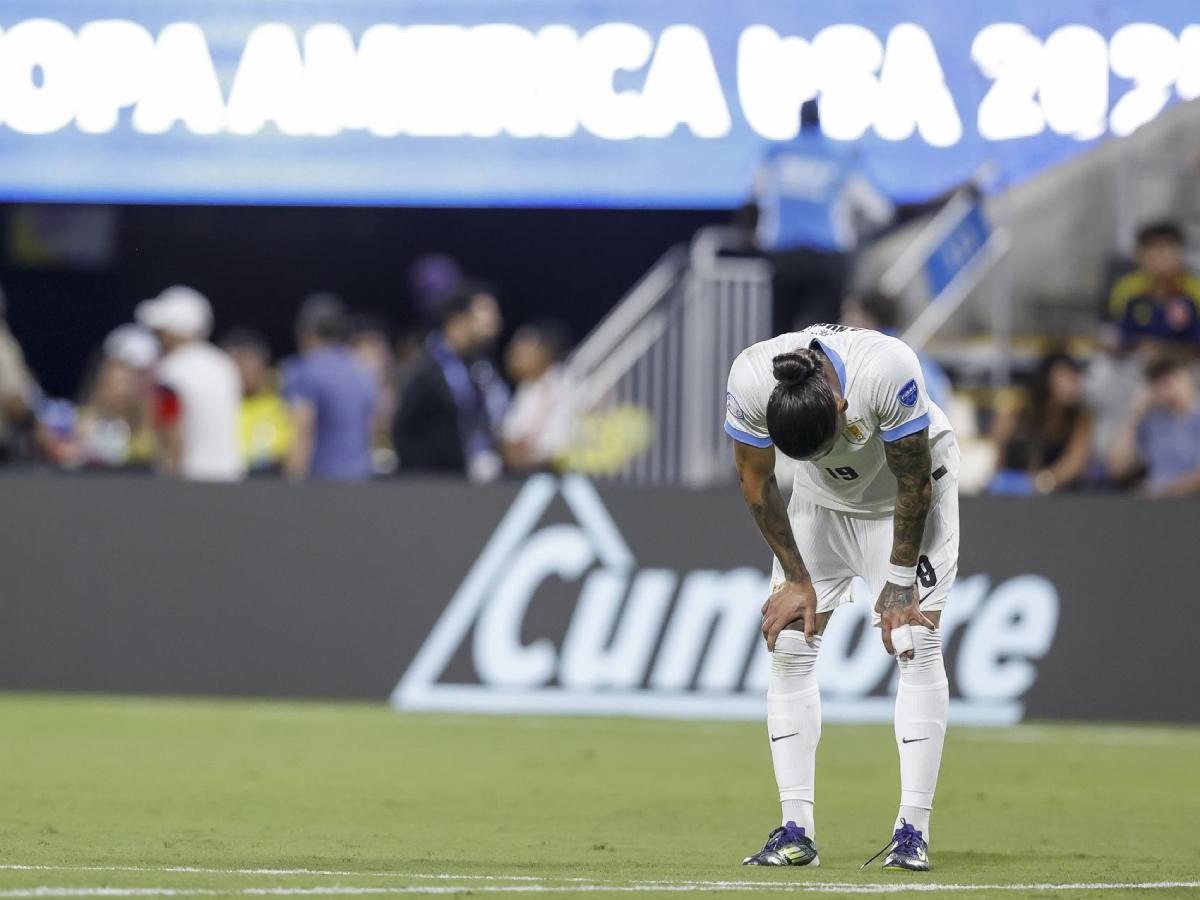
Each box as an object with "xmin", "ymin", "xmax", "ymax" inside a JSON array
[
  {"xmin": 892, "ymin": 625, "xmax": 948, "ymax": 843},
  {"xmin": 768, "ymin": 631, "xmax": 822, "ymax": 835}
]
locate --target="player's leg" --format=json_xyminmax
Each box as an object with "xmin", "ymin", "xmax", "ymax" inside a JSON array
[
  {"xmin": 745, "ymin": 499, "xmax": 855, "ymax": 867},
  {"xmin": 768, "ymin": 608, "xmax": 833, "ymax": 831},
  {"xmin": 859, "ymin": 467, "xmax": 959, "ymax": 870},
  {"xmin": 893, "ymin": 601, "xmax": 948, "ymax": 827}
]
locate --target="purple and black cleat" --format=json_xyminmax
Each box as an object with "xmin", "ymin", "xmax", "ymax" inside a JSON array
[
  {"xmin": 861, "ymin": 820, "xmax": 930, "ymax": 872},
  {"xmin": 742, "ymin": 821, "xmax": 820, "ymax": 867}
]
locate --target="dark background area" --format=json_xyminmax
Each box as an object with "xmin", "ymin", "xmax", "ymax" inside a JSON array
[{"xmin": 0, "ymin": 204, "xmax": 728, "ymax": 398}]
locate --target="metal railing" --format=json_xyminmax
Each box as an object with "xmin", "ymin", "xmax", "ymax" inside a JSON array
[
  {"xmin": 564, "ymin": 227, "xmax": 772, "ymax": 486},
  {"xmin": 881, "ymin": 191, "xmax": 1015, "ymax": 387}
]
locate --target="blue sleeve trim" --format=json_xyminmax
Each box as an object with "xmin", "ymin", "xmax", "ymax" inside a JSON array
[
  {"xmin": 881, "ymin": 412, "xmax": 931, "ymax": 442},
  {"xmin": 724, "ymin": 421, "xmax": 773, "ymax": 448}
]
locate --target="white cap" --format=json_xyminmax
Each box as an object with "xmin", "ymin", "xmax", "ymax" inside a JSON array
[
  {"xmin": 135, "ymin": 285, "xmax": 213, "ymax": 339},
  {"xmin": 103, "ymin": 324, "xmax": 159, "ymax": 369}
]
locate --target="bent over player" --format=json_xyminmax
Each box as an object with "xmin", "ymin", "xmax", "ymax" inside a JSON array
[{"xmin": 725, "ymin": 324, "xmax": 959, "ymax": 872}]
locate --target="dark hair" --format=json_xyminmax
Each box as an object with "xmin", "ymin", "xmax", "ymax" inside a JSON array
[
  {"xmin": 1029, "ymin": 350, "xmax": 1082, "ymax": 426},
  {"xmin": 1145, "ymin": 352, "xmax": 1188, "ymax": 382},
  {"xmin": 220, "ymin": 327, "xmax": 270, "ymax": 358},
  {"xmin": 513, "ymin": 319, "xmax": 571, "ymax": 362},
  {"xmin": 295, "ymin": 292, "xmax": 348, "ymax": 342},
  {"xmin": 347, "ymin": 312, "xmax": 390, "ymax": 342},
  {"xmin": 766, "ymin": 349, "xmax": 839, "ymax": 459},
  {"xmin": 1136, "ymin": 220, "xmax": 1184, "ymax": 248},
  {"xmin": 438, "ymin": 289, "xmax": 474, "ymax": 329},
  {"xmin": 438, "ymin": 279, "xmax": 497, "ymax": 328}
]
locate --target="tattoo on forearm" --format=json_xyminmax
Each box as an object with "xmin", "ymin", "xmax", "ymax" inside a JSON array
[
  {"xmin": 884, "ymin": 430, "xmax": 933, "ymax": 571},
  {"xmin": 740, "ymin": 469, "xmax": 809, "ymax": 583}
]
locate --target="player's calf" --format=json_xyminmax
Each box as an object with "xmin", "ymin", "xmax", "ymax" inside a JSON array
[{"xmin": 892, "ymin": 623, "xmax": 947, "ymax": 844}]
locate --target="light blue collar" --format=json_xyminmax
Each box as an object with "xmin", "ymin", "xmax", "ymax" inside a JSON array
[{"xmin": 810, "ymin": 338, "xmax": 846, "ymax": 392}]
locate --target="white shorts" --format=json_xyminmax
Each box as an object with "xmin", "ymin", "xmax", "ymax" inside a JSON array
[{"xmin": 770, "ymin": 466, "xmax": 959, "ymax": 621}]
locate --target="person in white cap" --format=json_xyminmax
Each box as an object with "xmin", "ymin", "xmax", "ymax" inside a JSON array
[
  {"xmin": 103, "ymin": 323, "xmax": 159, "ymax": 373},
  {"xmin": 136, "ymin": 286, "xmax": 244, "ymax": 481},
  {"xmin": 67, "ymin": 324, "xmax": 161, "ymax": 470}
]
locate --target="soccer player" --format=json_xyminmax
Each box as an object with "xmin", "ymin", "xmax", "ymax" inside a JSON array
[{"xmin": 725, "ymin": 324, "xmax": 958, "ymax": 872}]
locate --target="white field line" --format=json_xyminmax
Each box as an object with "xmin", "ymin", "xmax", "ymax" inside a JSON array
[
  {"xmin": 0, "ymin": 871, "xmax": 547, "ymax": 882},
  {"xmin": 1, "ymin": 882, "xmax": 1200, "ymax": 895},
  {"xmin": 0, "ymin": 871, "xmax": 1199, "ymax": 897}
]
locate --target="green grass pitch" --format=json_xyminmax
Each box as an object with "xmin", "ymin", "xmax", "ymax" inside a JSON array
[{"xmin": 0, "ymin": 694, "xmax": 1197, "ymax": 899}]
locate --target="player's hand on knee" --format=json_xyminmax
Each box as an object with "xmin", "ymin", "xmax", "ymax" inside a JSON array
[
  {"xmin": 874, "ymin": 582, "xmax": 934, "ymax": 660},
  {"xmin": 762, "ymin": 579, "xmax": 818, "ymax": 651}
]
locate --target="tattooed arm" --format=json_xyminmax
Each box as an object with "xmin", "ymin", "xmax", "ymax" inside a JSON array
[
  {"xmin": 733, "ymin": 440, "xmax": 818, "ymax": 650},
  {"xmin": 876, "ymin": 428, "xmax": 935, "ymax": 658}
]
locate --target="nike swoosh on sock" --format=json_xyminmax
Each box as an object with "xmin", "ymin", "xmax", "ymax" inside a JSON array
[{"xmin": 770, "ymin": 732, "xmax": 800, "ymax": 742}]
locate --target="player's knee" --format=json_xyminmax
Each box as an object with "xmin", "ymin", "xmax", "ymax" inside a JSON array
[
  {"xmin": 772, "ymin": 631, "xmax": 821, "ymax": 679},
  {"xmin": 896, "ymin": 626, "xmax": 945, "ymax": 684}
]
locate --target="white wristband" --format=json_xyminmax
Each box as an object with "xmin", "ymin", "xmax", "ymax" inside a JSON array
[{"xmin": 886, "ymin": 563, "xmax": 917, "ymax": 587}]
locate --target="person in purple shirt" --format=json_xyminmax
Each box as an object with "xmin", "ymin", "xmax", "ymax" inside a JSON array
[
  {"xmin": 282, "ymin": 294, "xmax": 378, "ymax": 481},
  {"xmin": 1108, "ymin": 354, "xmax": 1200, "ymax": 496}
]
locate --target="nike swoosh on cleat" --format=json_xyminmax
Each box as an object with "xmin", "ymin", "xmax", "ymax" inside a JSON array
[
  {"xmin": 901, "ymin": 737, "xmax": 930, "ymax": 744},
  {"xmin": 770, "ymin": 732, "xmax": 800, "ymax": 742}
]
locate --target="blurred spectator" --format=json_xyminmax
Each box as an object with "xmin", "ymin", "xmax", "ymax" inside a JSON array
[
  {"xmin": 1108, "ymin": 221, "xmax": 1200, "ymax": 348},
  {"xmin": 347, "ymin": 314, "xmax": 398, "ymax": 475},
  {"xmin": 841, "ymin": 291, "xmax": 952, "ymax": 409},
  {"xmin": 393, "ymin": 328, "xmax": 425, "ymax": 396},
  {"xmin": 136, "ymin": 286, "xmax": 244, "ymax": 481},
  {"xmin": 465, "ymin": 285, "xmax": 511, "ymax": 435},
  {"xmin": 103, "ymin": 323, "xmax": 159, "ymax": 372},
  {"xmin": 500, "ymin": 321, "xmax": 574, "ymax": 473},
  {"xmin": 282, "ymin": 294, "xmax": 376, "ymax": 481},
  {"xmin": 37, "ymin": 322, "xmax": 159, "ymax": 470},
  {"xmin": 393, "ymin": 282, "xmax": 508, "ymax": 481},
  {"xmin": 35, "ymin": 398, "xmax": 77, "ymax": 466},
  {"xmin": 754, "ymin": 100, "xmax": 893, "ymax": 334},
  {"xmin": 989, "ymin": 352, "xmax": 1093, "ymax": 495},
  {"xmin": 0, "ymin": 283, "xmax": 36, "ymax": 463},
  {"xmin": 1082, "ymin": 344, "xmax": 1145, "ymax": 471},
  {"xmin": 70, "ymin": 356, "xmax": 157, "ymax": 470},
  {"xmin": 1108, "ymin": 354, "xmax": 1200, "ymax": 496},
  {"xmin": 221, "ymin": 329, "xmax": 293, "ymax": 476}
]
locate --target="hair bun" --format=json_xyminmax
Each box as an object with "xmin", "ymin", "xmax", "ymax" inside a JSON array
[{"xmin": 773, "ymin": 350, "xmax": 819, "ymax": 387}]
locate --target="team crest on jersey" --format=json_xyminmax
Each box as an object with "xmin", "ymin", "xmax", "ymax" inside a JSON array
[
  {"xmin": 725, "ymin": 392, "xmax": 745, "ymax": 420},
  {"xmin": 842, "ymin": 417, "xmax": 870, "ymax": 444},
  {"xmin": 898, "ymin": 379, "xmax": 920, "ymax": 408}
]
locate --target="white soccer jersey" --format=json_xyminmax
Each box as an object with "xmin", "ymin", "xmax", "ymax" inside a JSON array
[{"xmin": 724, "ymin": 325, "xmax": 955, "ymax": 515}]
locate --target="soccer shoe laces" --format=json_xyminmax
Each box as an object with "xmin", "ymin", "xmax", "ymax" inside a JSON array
[
  {"xmin": 892, "ymin": 821, "xmax": 925, "ymax": 855},
  {"xmin": 858, "ymin": 819, "xmax": 924, "ymax": 869},
  {"xmin": 763, "ymin": 821, "xmax": 807, "ymax": 851}
]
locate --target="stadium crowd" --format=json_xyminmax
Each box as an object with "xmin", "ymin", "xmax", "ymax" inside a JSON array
[
  {"xmin": 0, "ymin": 260, "xmax": 575, "ymax": 484},
  {"xmin": 0, "ymin": 220, "xmax": 1198, "ymax": 495}
]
